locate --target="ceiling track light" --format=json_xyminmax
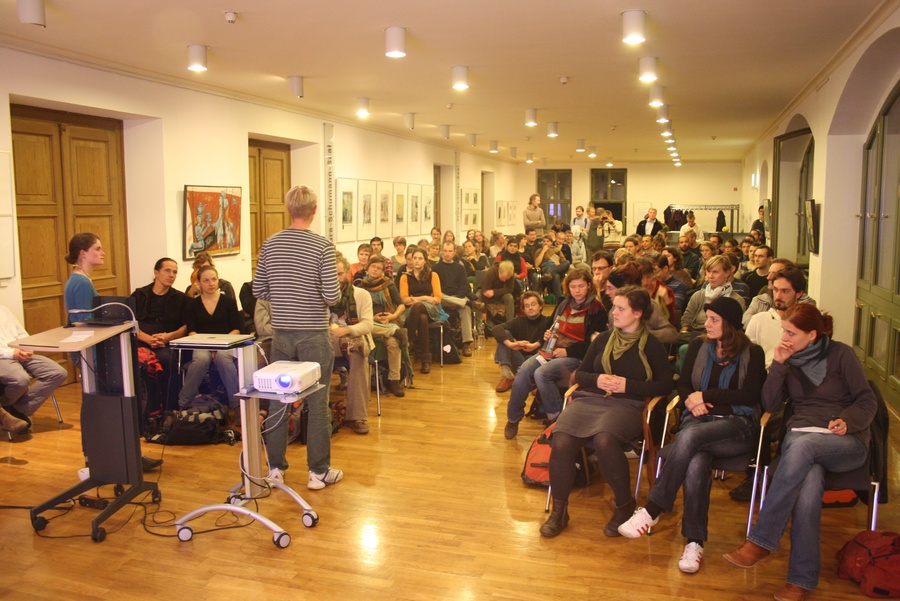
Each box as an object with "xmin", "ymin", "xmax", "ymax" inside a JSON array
[
  {"xmin": 17, "ymin": 0, "xmax": 45, "ymax": 27},
  {"xmin": 674, "ymin": 161, "xmax": 683, "ymax": 167},
  {"xmin": 525, "ymin": 153, "xmax": 534, "ymax": 164},
  {"xmin": 187, "ymin": 44, "xmax": 208, "ymax": 72},
  {"xmin": 588, "ymin": 146, "xmax": 597, "ymax": 158},
  {"xmin": 660, "ymin": 122, "xmax": 673, "ymax": 137},
  {"xmin": 639, "ymin": 56, "xmax": 657, "ymax": 83},
  {"xmin": 288, "ymin": 76, "xmax": 304, "ymax": 98},
  {"xmin": 404, "ymin": 112, "xmax": 415, "ymax": 130},
  {"xmin": 576, "ymin": 139, "xmax": 585, "ymax": 152},
  {"xmin": 547, "ymin": 122, "xmax": 558, "ymax": 138},
  {"xmin": 356, "ymin": 97, "xmax": 370, "ymax": 118},
  {"xmin": 489, "ymin": 140, "xmax": 498, "ymax": 153},
  {"xmin": 452, "ymin": 66, "xmax": 469, "ymax": 90},
  {"xmin": 656, "ymin": 105, "xmax": 670, "ymax": 124},
  {"xmin": 606, "ymin": 159, "xmax": 614, "ymax": 167},
  {"xmin": 622, "ymin": 10, "xmax": 646, "ymax": 44},
  {"xmin": 510, "ymin": 147, "xmax": 518, "ymax": 159},
  {"xmin": 649, "ymin": 85, "xmax": 664, "ymax": 107},
  {"xmin": 468, "ymin": 133, "xmax": 477, "ymax": 147},
  {"xmin": 525, "ymin": 108, "xmax": 537, "ymax": 127},
  {"xmin": 440, "ymin": 124, "xmax": 450, "ymax": 139},
  {"xmin": 385, "ymin": 26, "xmax": 406, "ymax": 58}
]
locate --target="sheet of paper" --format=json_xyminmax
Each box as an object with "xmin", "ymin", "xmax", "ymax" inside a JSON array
[
  {"xmin": 61, "ymin": 331, "xmax": 94, "ymax": 343},
  {"xmin": 791, "ymin": 426, "xmax": 833, "ymax": 434}
]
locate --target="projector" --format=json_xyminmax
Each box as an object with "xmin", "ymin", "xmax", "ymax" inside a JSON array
[{"xmin": 253, "ymin": 361, "xmax": 321, "ymax": 394}]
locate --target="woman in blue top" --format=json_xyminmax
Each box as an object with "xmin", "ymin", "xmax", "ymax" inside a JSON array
[{"xmin": 64, "ymin": 233, "xmax": 104, "ymax": 324}]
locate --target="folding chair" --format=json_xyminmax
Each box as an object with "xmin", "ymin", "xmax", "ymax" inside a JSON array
[{"xmin": 2, "ymin": 381, "xmax": 62, "ymax": 440}]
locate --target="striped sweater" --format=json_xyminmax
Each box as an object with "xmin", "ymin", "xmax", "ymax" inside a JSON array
[{"xmin": 253, "ymin": 228, "xmax": 340, "ymax": 330}]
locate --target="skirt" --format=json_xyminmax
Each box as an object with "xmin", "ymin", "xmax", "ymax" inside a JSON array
[{"xmin": 554, "ymin": 390, "xmax": 646, "ymax": 443}]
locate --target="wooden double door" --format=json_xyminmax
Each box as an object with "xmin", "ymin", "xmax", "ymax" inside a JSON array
[{"xmin": 12, "ymin": 105, "xmax": 129, "ymax": 378}]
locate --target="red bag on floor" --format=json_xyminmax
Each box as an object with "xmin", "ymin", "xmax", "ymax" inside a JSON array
[{"xmin": 837, "ymin": 530, "xmax": 900, "ymax": 597}]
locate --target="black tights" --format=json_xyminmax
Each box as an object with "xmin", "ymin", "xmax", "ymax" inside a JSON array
[
  {"xmin": 549, "ymin": 431, "xmax": 633, "ymax": 506},
  {"xmin": 405, "ymin": 302, "xmax": 431, "ymax": 356}
]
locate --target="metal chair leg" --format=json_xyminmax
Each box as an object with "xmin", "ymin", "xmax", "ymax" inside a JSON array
[
  {"xmin": 51, "ymin": 393, "xmax": 63, "ymax": 423},
  {"xmin": 374, "ymin": 359, "xmax": 381, "ymax": 416}
]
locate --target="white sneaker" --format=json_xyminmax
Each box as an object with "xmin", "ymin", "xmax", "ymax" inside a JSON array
[
  {"xmin": 678, "ymin": 542, "xmax": 704, "ymax": 573},
  {"xmin": 617, "ymin": 507, "xmax": 659, "ymax": 538},
  {"xmin": 308, "ymin": 468, "xmax": 343, "ymax": 490},
  {"xmin": 267, "ymin": 468, "xmax": 284, "ymax": 484}
]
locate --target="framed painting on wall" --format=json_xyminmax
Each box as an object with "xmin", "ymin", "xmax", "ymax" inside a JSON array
[
  {"xmin": 357, "ymin": 179, "xmax": 376, "ymax": 241},
  {"xmin": 393, "ymin": 183, "xmax": 408, "ymax": 237},
  {"xmin": 805, "ymin": 199, "xmax": 819, "ymax": 254},
  {"xmin": 183, "ymin": 185, "xmax": 242, "ymax": 260},
  {"xmin": 336, "ymin": 178, "xmax": 358, "ymax": 243},
  {"xmin": 408, "ymin": 183, "xmax": 421, "ymax": 236},
  {"xmin": 422, "ymin": 185, "xmax": 434, "ymax": 234},
  {"xmin": 376, "ymin": 181, "xmax": 393, "ymax": 240}
]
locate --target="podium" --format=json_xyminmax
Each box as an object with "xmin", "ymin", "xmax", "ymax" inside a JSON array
[{"xmin": 12, "ymin": 323, "xmax": 159, "ymax": 542}]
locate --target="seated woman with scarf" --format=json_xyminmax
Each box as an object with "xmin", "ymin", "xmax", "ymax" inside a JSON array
[
  {"xmin": 617, "ymin": 296, "xmax": 765, "ymax": 575},
  {"xmin": 679, "ymin": 254, "xmax": 746, "ymax": 345},
  {"xmin": 540, "ymin": 286, "xmax": 674, "ymax": 539},
  {"xmin": 356, "ymin": 255, "xmax": 408, "ymax": 397},
  {"xmin": 725, "ymin": 304, "xmax": 877, "ymax": 601},
  {"xmin": 503, "ymin": 268, "xmax": 607, "ymax": 440}
]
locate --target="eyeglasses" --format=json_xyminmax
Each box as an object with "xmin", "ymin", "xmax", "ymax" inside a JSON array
[{"xmin": 592, "ymin": 264, "xmax": 611, "ymax": 273}]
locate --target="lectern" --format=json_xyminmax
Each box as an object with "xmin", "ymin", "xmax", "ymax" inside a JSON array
[{"xmin": 12, "ymin": 323, "xmax": 159, "ymax": 542}]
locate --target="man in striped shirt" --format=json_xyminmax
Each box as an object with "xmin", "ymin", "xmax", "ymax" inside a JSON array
[{"xmin": 253, "ymin": 185, "xmax": 344, "ymax": 490}]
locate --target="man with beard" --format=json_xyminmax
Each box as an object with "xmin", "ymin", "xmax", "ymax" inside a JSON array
[
  {"xmin": 491, "ymin": 292, "xmax": 553, "ymax": 392},
  {"xmin": 744, "ymin": 266, "xmax": 807, "ymax": 369}
]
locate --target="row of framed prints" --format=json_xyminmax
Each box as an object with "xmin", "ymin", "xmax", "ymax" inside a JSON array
[{"xmin": 336, "ymin": 179, "xmax": 434, "ymax": 243}]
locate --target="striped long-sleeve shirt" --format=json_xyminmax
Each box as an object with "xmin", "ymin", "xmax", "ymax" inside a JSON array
[{"xmin": 253, "ymin": 228, "xmax": 340, "ymax": 330}]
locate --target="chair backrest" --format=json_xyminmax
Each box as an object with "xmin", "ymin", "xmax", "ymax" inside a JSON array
[{"xmin": 474, "ymin": 269, "xmax": 488, "ymax": 292}]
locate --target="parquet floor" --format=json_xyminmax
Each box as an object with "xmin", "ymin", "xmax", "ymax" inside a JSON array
[{"xmin": 2, "ymin": 339, "xmax": 898, "ymax": 601}]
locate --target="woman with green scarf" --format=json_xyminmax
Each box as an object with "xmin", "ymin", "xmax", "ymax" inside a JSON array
[{"xmin": 540, "ymin": 286, "xmax": 674, "ymax": 539}]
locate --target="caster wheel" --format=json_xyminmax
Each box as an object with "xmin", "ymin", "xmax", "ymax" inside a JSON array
[
  {"xmin": 177, "ymin": 526, "xmax": 193, "ymax": 542},
  {"xmin": 227, "ymin": 495, "xmax": 242, "ymax": 505},
  {"xmin": 32, "ymin": 516, "xmax": 48, "ymax": 531},
  {"xmin": 113, "ymin": 484, "xmax": 124, "ymax": 497},
  {"xmin": 302, "ymin": 511, "xmax": 319, "ymax": 528},
  {"xmin": 152, "ymin": 490, "xmax": 162, "ymax": 503},
  {"xmin": 91, "ymin": 527, "xmax": 107, "ymax": 542},
  {"xmin": 273, "ymin": 531, "xmax": 291, "ymax": 548}
]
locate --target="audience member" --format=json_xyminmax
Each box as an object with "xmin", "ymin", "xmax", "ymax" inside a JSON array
[
  {"xmin": 679, "ymin": 211, "xmax": 703, "ymax": 241},
  {"xmin": 399, "ymin": 246, "xmax": 442, "ymax": 374},
  {"xmin": 523, "ymin": 193, "xmax": 547, "ymax": 236},
  {"xmin": 185, "ymin": 251, "xmax": 236, "ymax": 300},
  {"xmin": 655, "ymin": 254, "xmax": 687, "ymax": 314},
  {"xmin": 477, "ymin": 260, "xmax": 516, "ymax": 326},
  {"xmin": 745, "ymin": 266, "xmax": 808, "ymax": 368},
  {"xmin": 350, "ymin": 243, "xmax": 372, "ymax": 280},
  {"xmin": 590, "ymin": 250, "xmax": 614, "ymax": 310},
  {"xmin": 751, "ymin": 205, "xmax": 767, "ymax": 244},
  {"xmin": 603, "ymin": 263, "xmax": 678, "ymax": 345},
  {"xmin": 637, "ymin": 256, "xmax": 677, "ymax": 328},
  {"xmin": 601, "ymin": 210, "xmax": 624, "ymax": 249},
  {"xmin": 391, "ymin": 236, "xmax": 407, "ymax": 275},
  {"xmin": 663, "ymin": 246, "xmax": 695, "ymax": 293},
  {"xmin": 679, "ymin": 255, "xmax": 746, "ymax": 343},
  {"xmin": 491, "ymin": 291, "xmax": 553, "ymax": 393},
  {"xmin": 433, "ymin": 242, "xmax": 477, "ymax": 357},
  {"xmin": 488, "ymin": 231, "xmax": 506, "ymax": 259},
  {"xmin": 571, "ymin": 205, "xmax": 589, "ymax": 230},
  {"xmin": 743, "ymin": 245, "xmax": 773, "ymax": 297},
  {"xmin": 357, "ymin": 256, "xmax": 407, "ymax": 397},
  {"xmin": 534, "ymin": 233, "xmax": 571, "ymax": 302},
  {"xmin": 636, "ymin": 207, "xmax": 664, "ymax": 236}
]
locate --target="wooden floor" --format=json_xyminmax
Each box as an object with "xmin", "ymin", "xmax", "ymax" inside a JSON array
[{"xmin": 2, "ymin": 340, "xmax": 898, "ymax": 601}]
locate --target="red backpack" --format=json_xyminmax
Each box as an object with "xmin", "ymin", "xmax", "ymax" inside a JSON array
[
  {"xmin": 521, "ymin": 422, "xmax": 594, "ymax": 487},
  {"xmin": 837, "ymin": 530, "xmax": 900, "ymax": 598}
]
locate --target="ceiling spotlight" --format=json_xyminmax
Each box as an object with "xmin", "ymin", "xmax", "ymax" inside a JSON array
[
  {"xmin": 576, "ymin": 139, "xmax": 585, "ymax": 152},
  {"xmin": 670, "ymin": 152, "xmax": 679, "ymax": 157},
  {"xmin": 547, "ymin": 122, "xmax": 558, "ymax": 138},
  {"xmin": 187, "ymin": 45, "xmax": 208, "ymax": 72},
  {"xmin": 385, "ymin": 26, "xmax": 406, "ymax": 58},
  {"xmin": 18, "ymin": 0, "xmax": 46, "ymax": 26},
  {"xmin": 649, "ymin": 85, "xmax": 664, "ymax": 108},
  {"xmin": 622, "ymin": 10, "xmax": 646, "ymax": 44},
  {"xmin": 440, "ymin": 125, "xmax": 450, "ymax": 139},
  {"xmin": 606, "ymin": 160, "xmax": 614, "ymax": 167},
  {"xmin": 356, "ymin": 97, "xmax": 370, "ymax": 118},
  {"xmin": 288, "ymin": 76, "xmax": 304, "ymax": 98},
  {"xmin": 660, "ymin": 123, "xmax": 674, "ymax": 137},
  {"xmin": 452, "ymin": 66, "xmax": 469, "ymax": 90},
  {"xmin": 468, "ymin": 133, "xmax": 477, "ymax": 147},
  {"xmin": 403, "ymin": 112, "xmax": 415, "ymax": 130},
  {"xmin": 489, "ymin": 140, "xmax": 498, "ymax": 153},
  {"xmin": 510, "ymin": 147, "xmax": 518, "ymax": 159},
  {"xmin": 674, "ymin": 161, "xmax": 682, "ymax": 167},
  {"xmin": 639, "ymin": 56, "xmax": 657, "ymax": 83},
  {"xmin": 656, "ymin": 105, "xmax": 670, "ymax": 124},
  {"xmin": 224, "ymin": 11, "xmax": 237, "ymax": 24},
  {"xmin": 664, "ymin": 137, "xmax": 675, "ymax": 144},
  {"xmin": 525, "ymin": 108, "xmax": 537, "ymax": 127},
  {"xmin": 526, "ymin": 153, "xmax": 534, "ymax": 164},
  {"xmin": 667, "ymin": 145, "xmax": 677, "ymax": 151},
  {"xmin": 588, "ymin": 146, "xmax": 597, "ymax": 158}
]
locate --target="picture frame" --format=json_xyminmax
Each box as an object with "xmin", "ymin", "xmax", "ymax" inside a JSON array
[
  {"xmin": 357, "ymin": 179, "xmax": 376, "ymax": 241},
  {"xmin": 336, "ymin": 178, "xmax": 358, "ymax": 243},
  {"xmin": 408, "ymin": 183, "xmax": 421, "ymax": 235},
  {"xmin": 183, "ymin": 185, "xmax": 241, "ymax": 260},
  {"xmin": 393, "ymin": 183, "xmax": 408, "ymax": 237},
  {"xmin": 422, "ymin": 185, "xmax": 434, "ymax": 234},
  {"xmin": 376, "ymin": 181, "xmax": 393, "ymax": 240},
  {"xmin": 805, "ymin": 199, "xmax": 819, "ymax": 254}
]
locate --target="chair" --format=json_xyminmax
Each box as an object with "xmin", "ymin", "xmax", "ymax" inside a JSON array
[
  {"xmin": 428, "ymin": 320, "xmax": 444, "ymax": 367},
  {"xmin": 759, "ymin": 380, "xmax": 888, "ymax": 531},
  {"xmin": 655, "ymin": 395, "xmax": 771, "ymax": 536},
  {"xmin": 2, "ymin": 381, "xmax": 63, "ymax": 440}
]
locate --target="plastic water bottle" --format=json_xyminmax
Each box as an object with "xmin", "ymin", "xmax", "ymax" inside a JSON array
[
  {"xmin": 476, "ymin": 322, "xmax": 486, "ymax": 349},
  {"xmin": 538, "ymin": 321, "xmax": 560, "ymax": 361}
]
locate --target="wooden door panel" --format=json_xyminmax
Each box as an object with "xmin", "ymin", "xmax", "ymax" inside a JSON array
[
  {"xmin": 17, "ymin": 215, "xmax": 65, "ymax": 288},
  {"xmin": 249, "ymin": 142, "xmax": 290, "ymax": 269},
  {"xmin": 11, "ymin": 130, "xmax": 60, "ymax": 206},
  {"xmin": 66, "ymin": 127, "xmax": 115, "ymax": 207}
]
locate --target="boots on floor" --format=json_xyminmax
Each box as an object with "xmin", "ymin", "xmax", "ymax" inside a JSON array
[
  {"xmin": 0, "ymin": 407, "xmax": 29, "ymax": 434},
  {"xmin": 540, "ymin": 499, "xmax": 569, "ymax": 538},
  {"xmin": 604, "ymin": 497, "xmax": 636, "ymax": 537},
  {"xmin": 389, "ymin": 379, "xmax": 406, "ymax": 397},
  {"xmin": 420, "ymin": 353, "xmax": 432, "ymax": 374}
]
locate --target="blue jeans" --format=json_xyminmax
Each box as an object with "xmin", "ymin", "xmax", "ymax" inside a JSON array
[
  {"xmin": 542, "ymin": 261, "xmax": 570, "ymax": 299},
  {"xmin": 494, "ymin": 344, "xmax": 535, "ymax": 375},
  {"xmin": 648, "ymin": 414, "xmax": 756, "ymax": 541},
  {"xmin": 178, "ymin": 349, "xmax": 239, "ymax": 410},
  {"xmin": 749, "ymin": 431, "xmax": 867, "ymax": 590},
  {"xmin": 265, "ymin": 329, "xmax": 334, "ymax": 473},
  {"xmin": 506, "ymin": 355, "xmax": 579, "ymax": 423}
]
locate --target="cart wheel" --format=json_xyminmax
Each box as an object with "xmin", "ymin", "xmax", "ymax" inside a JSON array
[
  {"xmin": 32, "ymin": 516, "xmax": 48, "ymax": 531},
  {"xmin": 152, "ymin": 489, "xmax": 162, "ymax": 503},
  {"xmin": 113, "ymin": 484, "xmax": 124, "ymax": 497},
  {"xmin": 273, "ymin": 531, "xmax": 291, "ymax": 548},
  {"xmin": 227, "ymin": 495, "xmax": 242, "ymax": 505},
  {"xmin": 302, "ymin": 511, "xmax": 319, "ymax": 528},
  {"xmin": 177, "ymin": 526, "xmax": 193, "ymax": 542},
  {"xmin": 91, "ymin": 527, "xmax": 107, "ymax": 542}
]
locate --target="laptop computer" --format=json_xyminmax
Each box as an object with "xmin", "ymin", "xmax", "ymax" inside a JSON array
[
  {"xmin": 169, "ymin": 333, "xmax": 254, "ymax": 349},
  {"xmin": 70, "ymin": 295, "xmax": 136, "ymax": 327}
]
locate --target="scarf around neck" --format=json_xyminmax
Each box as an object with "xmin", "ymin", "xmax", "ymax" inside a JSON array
[
  {"xmin": 705, "ymin": 283, "xmax": 733, "ymax": 302},
  {"xmin": 786, "ymin": 335, "xmax": 831, "ymax": 387},
  {"xmin": 700, "ymin": 341, "xmax": 738, "ymax": 391},
  {"xmin": 601, "ymin": 325, "xmax": 652, "ymax": 382}
]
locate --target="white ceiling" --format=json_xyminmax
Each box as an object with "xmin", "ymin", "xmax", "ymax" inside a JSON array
[{"xmin": 0, "ymin": 0, "xmax": 891, "ymax": 164}]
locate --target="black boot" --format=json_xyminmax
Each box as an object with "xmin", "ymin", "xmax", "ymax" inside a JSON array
[
  {"xmin": 604, "ymin": 497, "xmax": 635, "ymax": 537},
  {"xmin": 540, "ymin": 499, "xmax": 569, "ymax": 538},
  {"xmin": 420, "ymin": 353, "xmax": 432, "ymax": 374}
]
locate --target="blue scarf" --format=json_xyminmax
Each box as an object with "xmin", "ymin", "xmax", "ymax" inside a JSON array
[
  {"xmin": 700, "ymin": 341, "xmax": 739, "ymax": 391},
  {"xmin": 786, "ymin": 335, "xmax": 831, "ymax": 387}
]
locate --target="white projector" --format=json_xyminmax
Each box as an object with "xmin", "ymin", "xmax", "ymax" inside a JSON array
[{"xmin": 253, "ymin": 361, "xmax": 321, "ymax": 394}]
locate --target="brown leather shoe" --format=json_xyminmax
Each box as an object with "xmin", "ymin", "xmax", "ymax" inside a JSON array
[
  {"xmin": 773, "ymin": 584, "xmax": 809, "ymax": 601},
  {"xmin": 461, "ymin": 343, "xmax": 473, "ymax": 357},
  {"xmin": 495, "ymin": 376, "xmax": 513, "ymax": 392},
  {"xmin": 724, "ymin": 540, "xmax": 771, "ymax": 568}
]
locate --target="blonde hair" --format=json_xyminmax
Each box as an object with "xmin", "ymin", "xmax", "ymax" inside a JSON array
[
  {"xmin": 285, "ymin": 185, "xmax": 317, "ymax": 220},
  {"xmin": 498, "ymin": 260, "xmax": 515, "ymax": 278}
]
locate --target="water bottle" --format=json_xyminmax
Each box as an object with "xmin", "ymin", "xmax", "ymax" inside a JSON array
[
  {"xmin": 476, "ymin": 322, "xmax": 486, "ymax": 349},
  {"xmin": 538, "ymin": 320, "xmax": 560, "ymax": 361}
]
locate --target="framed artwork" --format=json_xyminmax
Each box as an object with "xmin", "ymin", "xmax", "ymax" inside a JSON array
[
  {"xmin": 336, "ymin": 178, "xmax": 358, "ymax": 243},
  {"xmin": 507, "ymin": 200, "xmax": 517, "ymax": 226},
  {"xmin": 408, "ymin": 183, "xmax": 421, "ymax": 235},
  {"xmin": 357, "ymin": 179, "xmax": 376, "ymax": 241},
  {"xmin": 805, "ymin": 199, "xmax": 819, "ymax": 254},
  {"xmin": 393, "ymin": 183, "xmax": 408, "ymax": 237},
  {"xmin": 183, "ymin": 185, "xmax": 241, "ymax": 260},
  {"xmin": 376, "ymin": 181, "xmax": 393, "ymax": 239},
  {"xmin": 422, "ymin": 185, "xmax": 434, "ymax": 235}
]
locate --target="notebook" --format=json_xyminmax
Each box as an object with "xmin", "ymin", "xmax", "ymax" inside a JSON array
[{"xmin": 169, "ymin": 333, "xmax": 254, "ymax": 349}]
